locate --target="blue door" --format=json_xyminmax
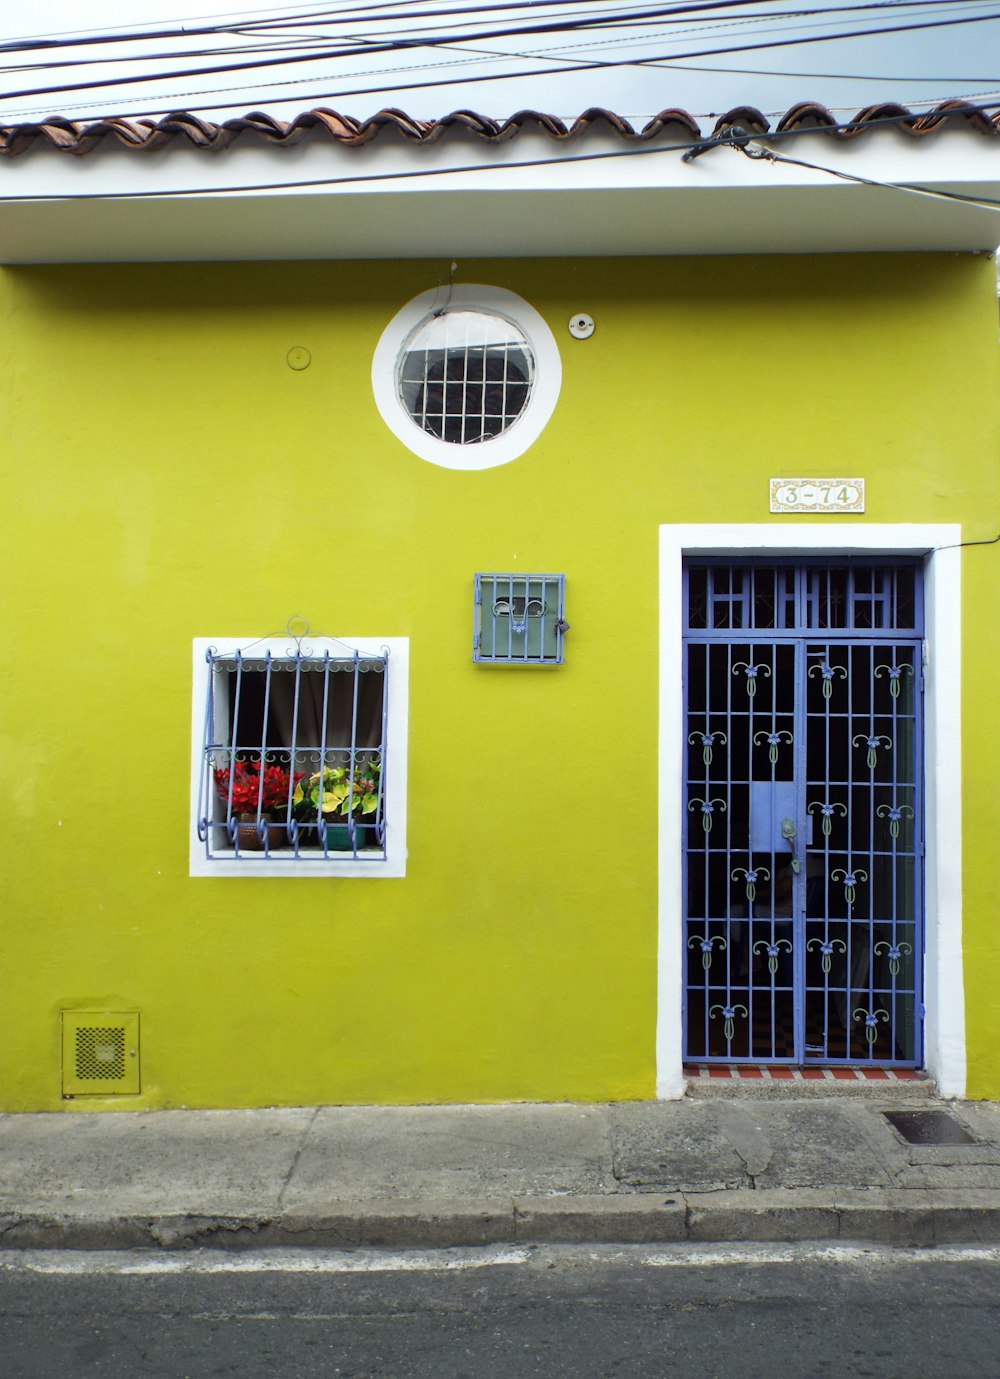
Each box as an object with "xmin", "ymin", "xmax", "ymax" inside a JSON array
[{"xmin": 683, "ymin": 561, "xmax": 924, "ymax": 1066}]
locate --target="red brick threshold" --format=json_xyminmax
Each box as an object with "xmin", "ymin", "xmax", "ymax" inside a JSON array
[{"xmin": 684, "ymin": 1064, "xmax": 925, "ymax": 1082}]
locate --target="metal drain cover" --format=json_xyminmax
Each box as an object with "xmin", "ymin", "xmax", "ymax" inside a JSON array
[{"xmin": 884, "ymin": 1110, "xmax": 975, "ymax": 1145}]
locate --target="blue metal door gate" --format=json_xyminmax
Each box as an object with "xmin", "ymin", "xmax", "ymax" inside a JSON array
[{"xmin": 683, "ymin": 562, "xmax": 924, "ymax": 1066}]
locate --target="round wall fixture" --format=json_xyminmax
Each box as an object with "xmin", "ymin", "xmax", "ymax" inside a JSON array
[
  {"xmin": 287, "ymin": 346, "xmax": 311, "ymax": 370},
  {"xmin": 372, "ymin": 285, "xmax": 562, "ymax": 471},
  {"xmin": 568, "ymin": 313, "xmax": 594, "ymax": 340}
]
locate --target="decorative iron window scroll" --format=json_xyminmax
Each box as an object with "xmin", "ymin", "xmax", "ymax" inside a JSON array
[{"xmin": 194, "ymin": 624, "xmax": 394, "ymax": 868}]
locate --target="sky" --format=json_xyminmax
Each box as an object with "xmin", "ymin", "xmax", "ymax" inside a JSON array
[{"xmin": 0, "ymin": 0, "xmax": 998, "ymax": 126}]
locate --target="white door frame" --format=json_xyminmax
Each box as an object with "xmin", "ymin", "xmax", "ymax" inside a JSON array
[{"xmin": 657, "ymin": 524, "xmax": 965, "ymax": 1098}]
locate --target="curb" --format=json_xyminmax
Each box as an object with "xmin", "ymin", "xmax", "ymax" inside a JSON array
[{"xmin": 3, "ymin": 1191, "xmax": 1000, "ymax": 1251}]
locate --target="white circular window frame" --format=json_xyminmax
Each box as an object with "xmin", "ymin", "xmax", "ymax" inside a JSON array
[{"xmin": 372, "ymin": 284, "xmax": 562, "ymax": 471}]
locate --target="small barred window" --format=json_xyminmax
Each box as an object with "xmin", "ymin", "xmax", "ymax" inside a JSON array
[
  {"xmin": 398, "ymin": 309, "xmax": 533, "ymax": 445},
  {"xmin": 191, "ymin": 631, "xmax": 409, "ymax": 877}
]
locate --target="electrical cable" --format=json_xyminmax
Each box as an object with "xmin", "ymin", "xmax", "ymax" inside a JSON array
[
  {"xmin": 2, "ymin": 5, "xmax": 999, "ymax": 117},
  {"xmin": 425, "ymin": 6, "xmax": 1000, "ymax": 91},
  {"xmin": 7, "ymin": 1, "xmax": 986, "ymax": 76},
  {"xmin": 0, "ymin": 0, "xmax": 812, "ymax": 56},
  {"xmin": 933, "ymin": 533, "xmax": 1000, "ymax": 551},
  {"xmin": 701, "ymin": 130, "xmax": 1000, "ymax": 210},
  {"xmin": 212, "ymin": 0, "xmax": 1000, "ymax": 39},
  {"xmin": 7, "ymin": 0, "xmax": 982, "ymax": 73},
  {"xmin": 231, "ymin": 0, "xmax": 994, "ymax": 38},
  {"xmin": 435, "ymin": 4, "xmax": 1000, "ymax": 86},
  {"xmin": 7, "ymin": 53, "xmax": 997, "ymax": 126},
  {"xmin": 0, "ymin": 4, "xmax": 835, "ymax": 105},
  {"xmin": 647, "ymin": 62, "xmax": 1000, "ymax": 83},
  {"xmin": 0, "ymin": 2, "xmax": 993, "ymax": 121}
]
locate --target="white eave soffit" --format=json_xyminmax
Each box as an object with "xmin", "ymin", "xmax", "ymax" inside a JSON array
[{"xmin": 0, "ymin": 130, "xmax": 998, "ymax": 263}]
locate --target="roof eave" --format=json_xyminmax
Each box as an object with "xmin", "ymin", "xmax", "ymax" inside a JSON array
[{"xmin": 0, "ymin": 127, "xmax": 997, "ymax": 262}]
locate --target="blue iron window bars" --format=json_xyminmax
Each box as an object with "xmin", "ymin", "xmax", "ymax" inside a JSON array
[
  {"xmin": 196, "ymin": 623, "xmax": 390, "ymax": 864},
  {"xmin": 682, "ymin": 560, "xmax": 924, "ymax": 1067}
]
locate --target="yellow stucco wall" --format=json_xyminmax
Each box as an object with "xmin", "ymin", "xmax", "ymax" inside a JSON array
[{"xmin": 1, "ymin": 252, "xmax": 998, "ymax": 1109}]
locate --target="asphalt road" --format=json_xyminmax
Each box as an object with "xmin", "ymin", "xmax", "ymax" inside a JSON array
[{"xmin": 1, "ymin": 1242, "xmax": 998, "ymax": 1379}]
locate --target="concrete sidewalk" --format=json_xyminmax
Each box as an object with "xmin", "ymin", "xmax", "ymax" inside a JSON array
[{"xmin": 2, "ymin": 1090, "xmax": 1000, "ymax": 1251}]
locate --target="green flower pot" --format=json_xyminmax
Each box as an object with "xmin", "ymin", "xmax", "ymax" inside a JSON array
[{"xmin": 324, "ymin": 821, "xmax": 380, "ymax": 852}]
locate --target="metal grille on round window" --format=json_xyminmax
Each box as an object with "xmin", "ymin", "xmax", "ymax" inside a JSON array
[{"xmin": 398, "ymin": 309, "xmax": 534, "ymax": 445}]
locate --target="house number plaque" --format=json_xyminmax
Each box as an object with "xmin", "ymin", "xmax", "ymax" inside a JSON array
[{"xmin": 769, "ymin": 478, "xmax": 865, "ymax": 513}]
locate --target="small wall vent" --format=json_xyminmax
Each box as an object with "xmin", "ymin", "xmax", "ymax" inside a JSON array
[
  {"xmin": 473, "ymin": 573, "xmax": 567, "ymax": 665},
  {"xmin": 62, "ymin": 1011, "xmax": 140, "ymax": 1097}
]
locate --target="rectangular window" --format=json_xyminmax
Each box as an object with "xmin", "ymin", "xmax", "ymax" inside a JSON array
[{"xmin": 190, "ymin": 636, "xmax": 408, "ymax": 877}]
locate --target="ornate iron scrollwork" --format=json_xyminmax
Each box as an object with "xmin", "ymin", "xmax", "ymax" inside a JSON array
[
  {"xmin": 831, "ymin": 868, "xmax": 868, "ymax": 904},
  {"xmin": 876, "ymin": 803, "xmax": 914, "ymax": 840},
  {"xmin": 688, "ymin": 730, "xmax": 727, "ymax": 766},
  {"xmin": 808, "ymin": 661, "xmax": 847, "ymax": 699},
  {"xmin": 853, "ymin": 1006, "xmax": 889, "ymax": 1046},
  {"xmin": 853, "ymin": 734, "xmax": 892, "ymax": 769},
  {"xmin": 688, "ymin": 934, "xmax": 727, "ymax": 971},
  {"xmin": 807, "ymin": 937, "xmax": 846, "ymax": 974},
  {"xmin": 874, "ymin": 662, "xmax": 914, "ymax": 699},
  {"xmin": 753, "ymin": 729, "xmax": 793, "ymax": 765},
  {"xmin": 874, "ymin": 941, "xmax": 912, "ymax": 977},
  {"xmin": 753, "ymin": 938, "xmax": 792, "ymax": 975},
  {"xmin": 732, "ymin": 865, "xmax": 769, "ymax": 902},
  {"xmin": 808, "ymin": 800, "xmax": 847, "ymax": 836},
  {"xmin": 688, "ymin": 797, "xmax": 726, "ymax": 834},
  {"xmin": 732, "ymin": 662, "xmax": 770, "ymax": 697},
  {"xmin": 709, "ymin": 1003, "xmax": 748, "ymax": 1042}
]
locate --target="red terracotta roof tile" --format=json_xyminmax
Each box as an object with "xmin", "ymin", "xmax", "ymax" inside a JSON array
[{"xmin": 0, "ymin": 99, "xmax": 995, "ymax": 157}]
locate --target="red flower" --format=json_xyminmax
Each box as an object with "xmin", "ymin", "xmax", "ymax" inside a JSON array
[{"xmin": 214, "ymin": 759, "xmax": 302, "ymax": 815}]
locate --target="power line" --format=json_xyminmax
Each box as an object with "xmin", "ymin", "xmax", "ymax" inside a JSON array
[
  {"xmin": 0, "ymin": 1, "xmax": 805, "ymax": 56},
  {"xmin": 0, "ymin": 3, "xmax": 995, "ymax": 126},
  {"xmin": 657, "ymin": 62, "xmax": 1000, "ymax": 82},
  {"xmin": 5, "ymin": 47, "xmax": 997, "ymax": 126},
  {"xmin": 4, "ymin": 5, "xmax": 996, "ymax": 123},
  {"xmin": 230, "ymin": 0, "xmax": 992, "ymax": 37},
  {"xmin": 1, "ymin": 3, "xmax": 825, "ymax": 104},
  {"xmin": 695, "ymin": 127, "xmax": 1000, "ymax": 208},
  {"xmin": 0, "ymin": 0, "xmax": 387, "ymax": 46},
  {"xmin": 5, "ymin": 0, "xmax": 991, "ymax": 78},
  {"xmin": 447, "ymin": 6, "xmax": 1000, "ymax": 90},
  {"xmin": 1, "ymin": 4, "xmax": 993, "ymax": 115},
  {"xmin": 0, "ymin": 0, "xmax": 987, "ymax": 78},
  {"xmin": 457, "ymin": 4, "xmax": 1000, "ymax": 79}
]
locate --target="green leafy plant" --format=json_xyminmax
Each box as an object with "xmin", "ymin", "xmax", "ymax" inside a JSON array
[{"xmin": 292, "ymin": 757, "xmax": 381, "ymax": 822}]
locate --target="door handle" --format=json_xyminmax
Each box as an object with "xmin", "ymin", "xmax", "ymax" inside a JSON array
[{"xmin": 780, "ymin": 817, "xmax": 801, "ymax": 874}]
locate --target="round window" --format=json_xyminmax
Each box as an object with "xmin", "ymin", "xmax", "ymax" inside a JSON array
[
  {"xmin": 398, "ymin": 309, "xmax": 533, "ymax": 446},
  {"xmin": 372, "ymin": 286, "xmax": 561, "ymax": 470}
]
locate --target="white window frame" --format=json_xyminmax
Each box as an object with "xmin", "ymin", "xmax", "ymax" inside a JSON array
[
  {"xmin": 371, "ymin": 284, "xmax": 562, "ymax": 471},
  {"xmin": 189, "ymin": 636, "xmax": 408, "ymax": 878},
  {"xmin": 657, "ymin": 525, "xmax": 965, "ymax": 1099}
]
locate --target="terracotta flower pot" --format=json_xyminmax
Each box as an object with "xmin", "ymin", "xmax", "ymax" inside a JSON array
[{"xmin": 234, "ymin": 813, "xmax": 286, "ymax": 851}]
